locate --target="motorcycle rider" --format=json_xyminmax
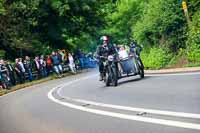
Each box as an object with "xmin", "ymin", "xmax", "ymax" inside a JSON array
[
  {"xmin": 129, "ymin": 41, "xmax": 143, "ymax": 56},
  {"xmin": 129, "ymin": 41, "xmax": 144, "ymax": 74},
  {"xmin": 96, "ymin": 35, "xmax": 117, "ymax": 81}
]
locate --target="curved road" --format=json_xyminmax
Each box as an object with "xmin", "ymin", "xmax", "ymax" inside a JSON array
[{"xmin": 0, "ymin": 70, "xmax": 200, "ymax": 133}]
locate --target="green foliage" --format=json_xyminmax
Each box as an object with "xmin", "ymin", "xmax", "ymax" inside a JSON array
[
  {"xmin": 0, "ymin": 0, "xmax": 109, "ymax": 58},
  {"xmin": 102, "ymin": 0, "xmax": 200, "ymax": 68},
  {"xmin": 103, "ymin": 0, "xmax": 143, "ymax": 43},
  {"xmin": 166, "ymin": 48, "xmax": 188, "ymax": 67},
  {"xmin": 0, "ymin": 49, "xmax": 6, "ymax": 58},
  {"xmin": 0, "ymin": 0, "xmax": 5, "ymax": 15},
  {"xmin": 133, "ymin": 0, "xmax": 186, "ymax": 51},
  {"xmin": 186, "ymin": 9, "xmax": 200, "ymax": 62},
  {"xmin": 141, "ymin": 47, "xmax": 172, "ymax": 69}
]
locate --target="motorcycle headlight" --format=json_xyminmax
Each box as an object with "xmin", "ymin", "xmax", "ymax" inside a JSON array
[{"xmin": 108, "ymin": 55, "xmax": 114, "ymax": 61}]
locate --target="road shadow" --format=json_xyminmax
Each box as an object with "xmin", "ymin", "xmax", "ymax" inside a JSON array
[
  {"xmin": 117, "ymin": 76, "xmax": 151, "ymax": 86},
  {"xmin": 100, "ymin": 75, "xmax": 152, "ymax": 89}
]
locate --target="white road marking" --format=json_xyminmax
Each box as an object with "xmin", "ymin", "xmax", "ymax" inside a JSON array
[
  {"xmin": 48, "ymin": 74, "xmax": 200, "ymax": 130},
  {"xmin": 48, "ymin": 87, "xmax": 200, "ymax": 130},
  {"xmin": 56, "ymin": 95, "xmax": 200, "ymax": 119}
]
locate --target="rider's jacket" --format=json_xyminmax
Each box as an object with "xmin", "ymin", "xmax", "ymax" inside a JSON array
[{"xmin": 96, "ymin": 44, "xmax": 116, "ymax": 60}]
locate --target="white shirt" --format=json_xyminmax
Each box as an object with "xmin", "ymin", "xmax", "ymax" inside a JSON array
[
  {"xmin": 118, "ymin": 49, "xmax": 128, "ymax": 59},
  {"xmin": 68, "ymin": 56, "xmax": 74, "ymax": 64},
  {"xmin": 19, "ymin": 61, "xmax": 26, "ymax": 72}
]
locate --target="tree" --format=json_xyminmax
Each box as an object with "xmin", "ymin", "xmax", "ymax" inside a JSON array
[
  {"xmin": 102, "ymin": 0, "xmax": 144, "ymax": 44},
  {"xmin": 133, "ymin": 0, "xmax": 186, "ymax": 52}
]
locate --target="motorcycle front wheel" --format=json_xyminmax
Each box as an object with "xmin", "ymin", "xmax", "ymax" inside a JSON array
[
  {"xmin": 105, "ymin": 71, "xmax": 110, "ymax": 86},
  {"xmin": 111, "ymin": 66, "xmax": 118, "ymax": 86}
]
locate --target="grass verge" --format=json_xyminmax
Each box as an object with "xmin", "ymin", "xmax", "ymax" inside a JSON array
[{"xmin": 185, "ymin": 62, "xmax": 200, "ymax": 67}]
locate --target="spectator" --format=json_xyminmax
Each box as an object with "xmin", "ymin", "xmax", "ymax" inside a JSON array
[
  {"xmin": 5, "ymin": 61, "xmax": 16, "ymax": 85},
  {"xmin": 68, "ymin": 53, "xmax": 76, "ymax": 74},
  {"xmin": 58, "ymin": 49, "xmax": 65, "ymax": 62},
  {"xmin": 76, "ymin": 49, "xmax": 84, "ymax": 69},
  {"xmin": 46, "ymin": 55, "xmax": 53, "ymax": 76},
  {"xmin": 19, "ymin": 58, "xmax": 26, "ymax": 81},
  {"xmin": 0, "ymin": 59, "xmax": 10, "ymax": 89},
  {"xmin": 40, "ymin": 55, "xmax": 47, "ymax": 77},
  {"xmin": 0, "ymin": 60, "xmax": 3, "ymax": 89},
  {"xmin": 24, "ymin": 56, "xmax": 33, "ymax": 82},
  {"xmin": 57, "ymin": 51, "xmax": 63, "ymax": 64},
  {"xmin": 34, "ymin": 56, "xmax": 42, "ymax": 79},
  {"xmin": 51, "ymin": 51, "xmax": 63, "ymax": 75},
  {"xmin": 14, "ymin": 58, "xmax": 24, "ymax": 84}
]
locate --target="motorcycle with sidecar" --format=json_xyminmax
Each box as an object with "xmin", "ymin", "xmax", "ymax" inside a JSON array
[{"xmin": 102, "ymin": 44, "xmax": 144, "ymax": 86}]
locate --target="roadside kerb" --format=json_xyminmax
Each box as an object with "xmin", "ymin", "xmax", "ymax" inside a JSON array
[{"xmin": 145, "ymin": 67, "xmax": 200, "ymax": 74}]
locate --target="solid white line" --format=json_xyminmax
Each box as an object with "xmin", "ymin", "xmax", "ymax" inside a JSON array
[
  {"xmin": 57, "ymin": 96, "xmax": 200, "ymax": 119},
  {"xmin": 48, "ymin": 88, "xmax": 200, "ymax": 130}
]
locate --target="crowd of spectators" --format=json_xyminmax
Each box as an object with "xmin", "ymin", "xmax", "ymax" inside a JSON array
[{"xmin": 0, "ymin": 49, "xmax": 97, "ymax": 90}]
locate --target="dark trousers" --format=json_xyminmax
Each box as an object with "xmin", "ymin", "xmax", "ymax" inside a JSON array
[
  {"xmin": 16, "ymin": 72, "xmax": 24, "ymax": 84},
  {"xmin": 42, "ymin": 67, "xmax": 47, "ymax": 77},
  {"xmin": 99, "ymin": 61, "xmax": 104, "ymax": 73},
  {"xmin": 46, "ymin": 65, "xmax": 52, "ymax": 76},
  {"xmin": 26, "ymin": 69, "xmax": 33, "ymax": 81},
  {"xmin": 9, "ymin": 71, "xmax": 16, "ymax": 85},
  {"xmin": 36, "ymin": 69, "xmax": 42, "ymax": 79}
]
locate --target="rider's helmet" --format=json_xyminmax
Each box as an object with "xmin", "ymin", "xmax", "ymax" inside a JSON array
[{"xmin": 100, "ymin": 35, "xmax": 109, "ymax": 44}]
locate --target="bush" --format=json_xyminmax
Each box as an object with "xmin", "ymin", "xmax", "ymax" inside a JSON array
[
  {"xmin": 187, "ymin": 43, "xmax": 200, "ymax": 62},
  {"xmin": 0, "ymin": 50, "xmax": 6, "ymax": 58},
  {"xmin": 186, "ymin": 10, "xmax": 200, "ymax": 63},
  {"xmin": 141, "ymin": 47, "xmax": 172, "ymax": 69}
]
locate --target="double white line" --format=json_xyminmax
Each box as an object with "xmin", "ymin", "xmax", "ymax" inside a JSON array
[{"xmin": 48, "ymin": 74, "xmax": 200, "ymax": 130}]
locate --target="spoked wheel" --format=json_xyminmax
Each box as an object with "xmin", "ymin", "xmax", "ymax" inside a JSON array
[{"xmin": 104, "ymin": 67, "xmax": 118, "ymax": 87}]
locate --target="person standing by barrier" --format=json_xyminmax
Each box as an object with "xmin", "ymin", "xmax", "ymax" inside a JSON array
[
  {"xmin": 0, "ymin": 59, "xmax": 10, "ymax": 89},
  {"xmin": 5, "ymin": 61, "xmax": 16, "ymax": 86},
  {"xmin": 68, "ymin": 53, "xmax": 76, "ymax": 74},
  {"xmin": 77, "ymin": 49, "xmax": 84, "ymax": 69},
  {"xmin": 51, "ymin": 52, "xmax": 62, "ymax": 75},
  {"xmin": 57, "ymin": 51, "xmax": 63, "ymax": 70},
  {"xmin": 40, "ymin": 55, "xmax": 47, "ymax": 77},
  {"xmin": 14, "ymin": 58, "xmax": 24, "ymax": 84},
  {"xmin": 19, "ymin": 58, "xmax": 26, "ymax": 81},
  {"xmin": 24, "ymin": 56, "xmax": 33, "ymax": 82},
  {"xmin": 46, "ymin": 55, "xmax": 53, "ymax": 76},
  {"xmin": 58, "ymin": 49, "xmax": 65, "ymax": 62},
  {"xmin": 34, "ymin": 56, "xmax": 42, "ymax": 79}
]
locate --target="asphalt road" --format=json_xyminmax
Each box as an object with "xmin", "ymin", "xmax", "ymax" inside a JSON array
[{"xmin": 0, "ymin": 69, "xmax": 200, "ymax": 133}]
